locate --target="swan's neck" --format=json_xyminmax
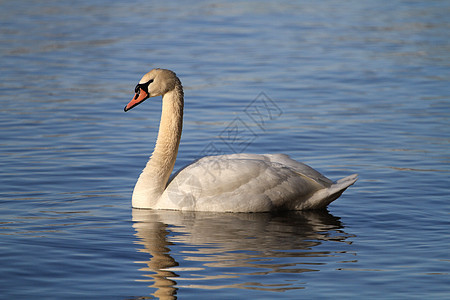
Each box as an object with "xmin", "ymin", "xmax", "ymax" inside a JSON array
[{"xmin": 132, "ymin": 85, "xmax": 184, "ymax": 208}]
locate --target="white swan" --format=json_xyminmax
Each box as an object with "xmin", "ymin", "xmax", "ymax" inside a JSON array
[{"xmin": 124, "ymin": 68, "xmax": 357, "ymax": 212}]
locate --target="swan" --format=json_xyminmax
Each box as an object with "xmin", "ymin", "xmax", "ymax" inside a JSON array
[{"xmin": 124, "ymin": 68, "xmax": 357, "ymax": 212}]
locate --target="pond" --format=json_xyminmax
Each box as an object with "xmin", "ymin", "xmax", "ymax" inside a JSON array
[{"xmin": 0, "ymin": 0, "xmax": 449, "ymax": 299}]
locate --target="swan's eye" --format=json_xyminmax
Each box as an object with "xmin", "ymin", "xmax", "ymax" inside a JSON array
[{"xmin": 135, "ymin": 79, "xmax": 154, "ymax": 95}]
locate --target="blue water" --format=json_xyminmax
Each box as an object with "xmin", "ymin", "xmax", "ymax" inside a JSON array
[{"xmin": 1, "ymin": 0, "xmax": 449, "ymax": 299}]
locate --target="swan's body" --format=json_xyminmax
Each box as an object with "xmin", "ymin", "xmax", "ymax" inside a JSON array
[{"xmin": 125, "ymin": 68, "xmax": 357, "ymax": 212}]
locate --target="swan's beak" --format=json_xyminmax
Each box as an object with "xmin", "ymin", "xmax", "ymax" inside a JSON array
[{"xmin": 124, "ymin": 89, "xmax": 149, "ymax": 112}]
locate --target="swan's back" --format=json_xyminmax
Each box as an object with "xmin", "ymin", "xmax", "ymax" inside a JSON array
[{"xmin": 155, "ymin": 154, "xmax": 357, "ymax": 212}]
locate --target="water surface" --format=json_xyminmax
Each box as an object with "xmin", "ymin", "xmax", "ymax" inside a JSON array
[{"xmin": 0, "ymin": 0, "xmax": 449, "ymax": 299}]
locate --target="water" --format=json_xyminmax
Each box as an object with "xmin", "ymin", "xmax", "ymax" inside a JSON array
[{"xmin": 0, "ymin": 0, "xmax": 449, "ymax": 298}]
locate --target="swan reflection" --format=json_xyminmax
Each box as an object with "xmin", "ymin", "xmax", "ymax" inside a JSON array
[{"xmin": 132, "ymin": 209, "xmax": 354, "ymax": 298}]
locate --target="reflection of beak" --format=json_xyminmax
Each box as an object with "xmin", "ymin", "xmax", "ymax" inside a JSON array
[{"xmin": 124, "ymin": 88, "xmax": 149, "ymax": 112}]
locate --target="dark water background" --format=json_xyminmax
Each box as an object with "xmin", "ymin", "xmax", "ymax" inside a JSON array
[{"xmin": 1, "ymin": 1, "xmax": 449, "ymax": 299}]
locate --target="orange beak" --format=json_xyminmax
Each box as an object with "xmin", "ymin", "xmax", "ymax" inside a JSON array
[{"xmin": 124, "ymin": 88, "xmax": 149, "ymax": 112}]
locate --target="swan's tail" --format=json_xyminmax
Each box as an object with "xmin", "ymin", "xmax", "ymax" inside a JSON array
[{"xmin": 300, "ymin": 174, "xmax": 358, "ymax": 210}]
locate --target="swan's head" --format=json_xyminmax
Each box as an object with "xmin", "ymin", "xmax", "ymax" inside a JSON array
[{"xmin": 124, "ymin": 68, "xmax": 179, "ymax": 112}]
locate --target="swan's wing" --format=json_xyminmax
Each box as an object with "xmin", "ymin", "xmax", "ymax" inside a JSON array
[
  {"xmin": 158, "ymin": 154, "xmax": 338, "ymax": 212},
  {"xmin": 260, "ymin": 153, "xmax": 334, "ymax": 186}
]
